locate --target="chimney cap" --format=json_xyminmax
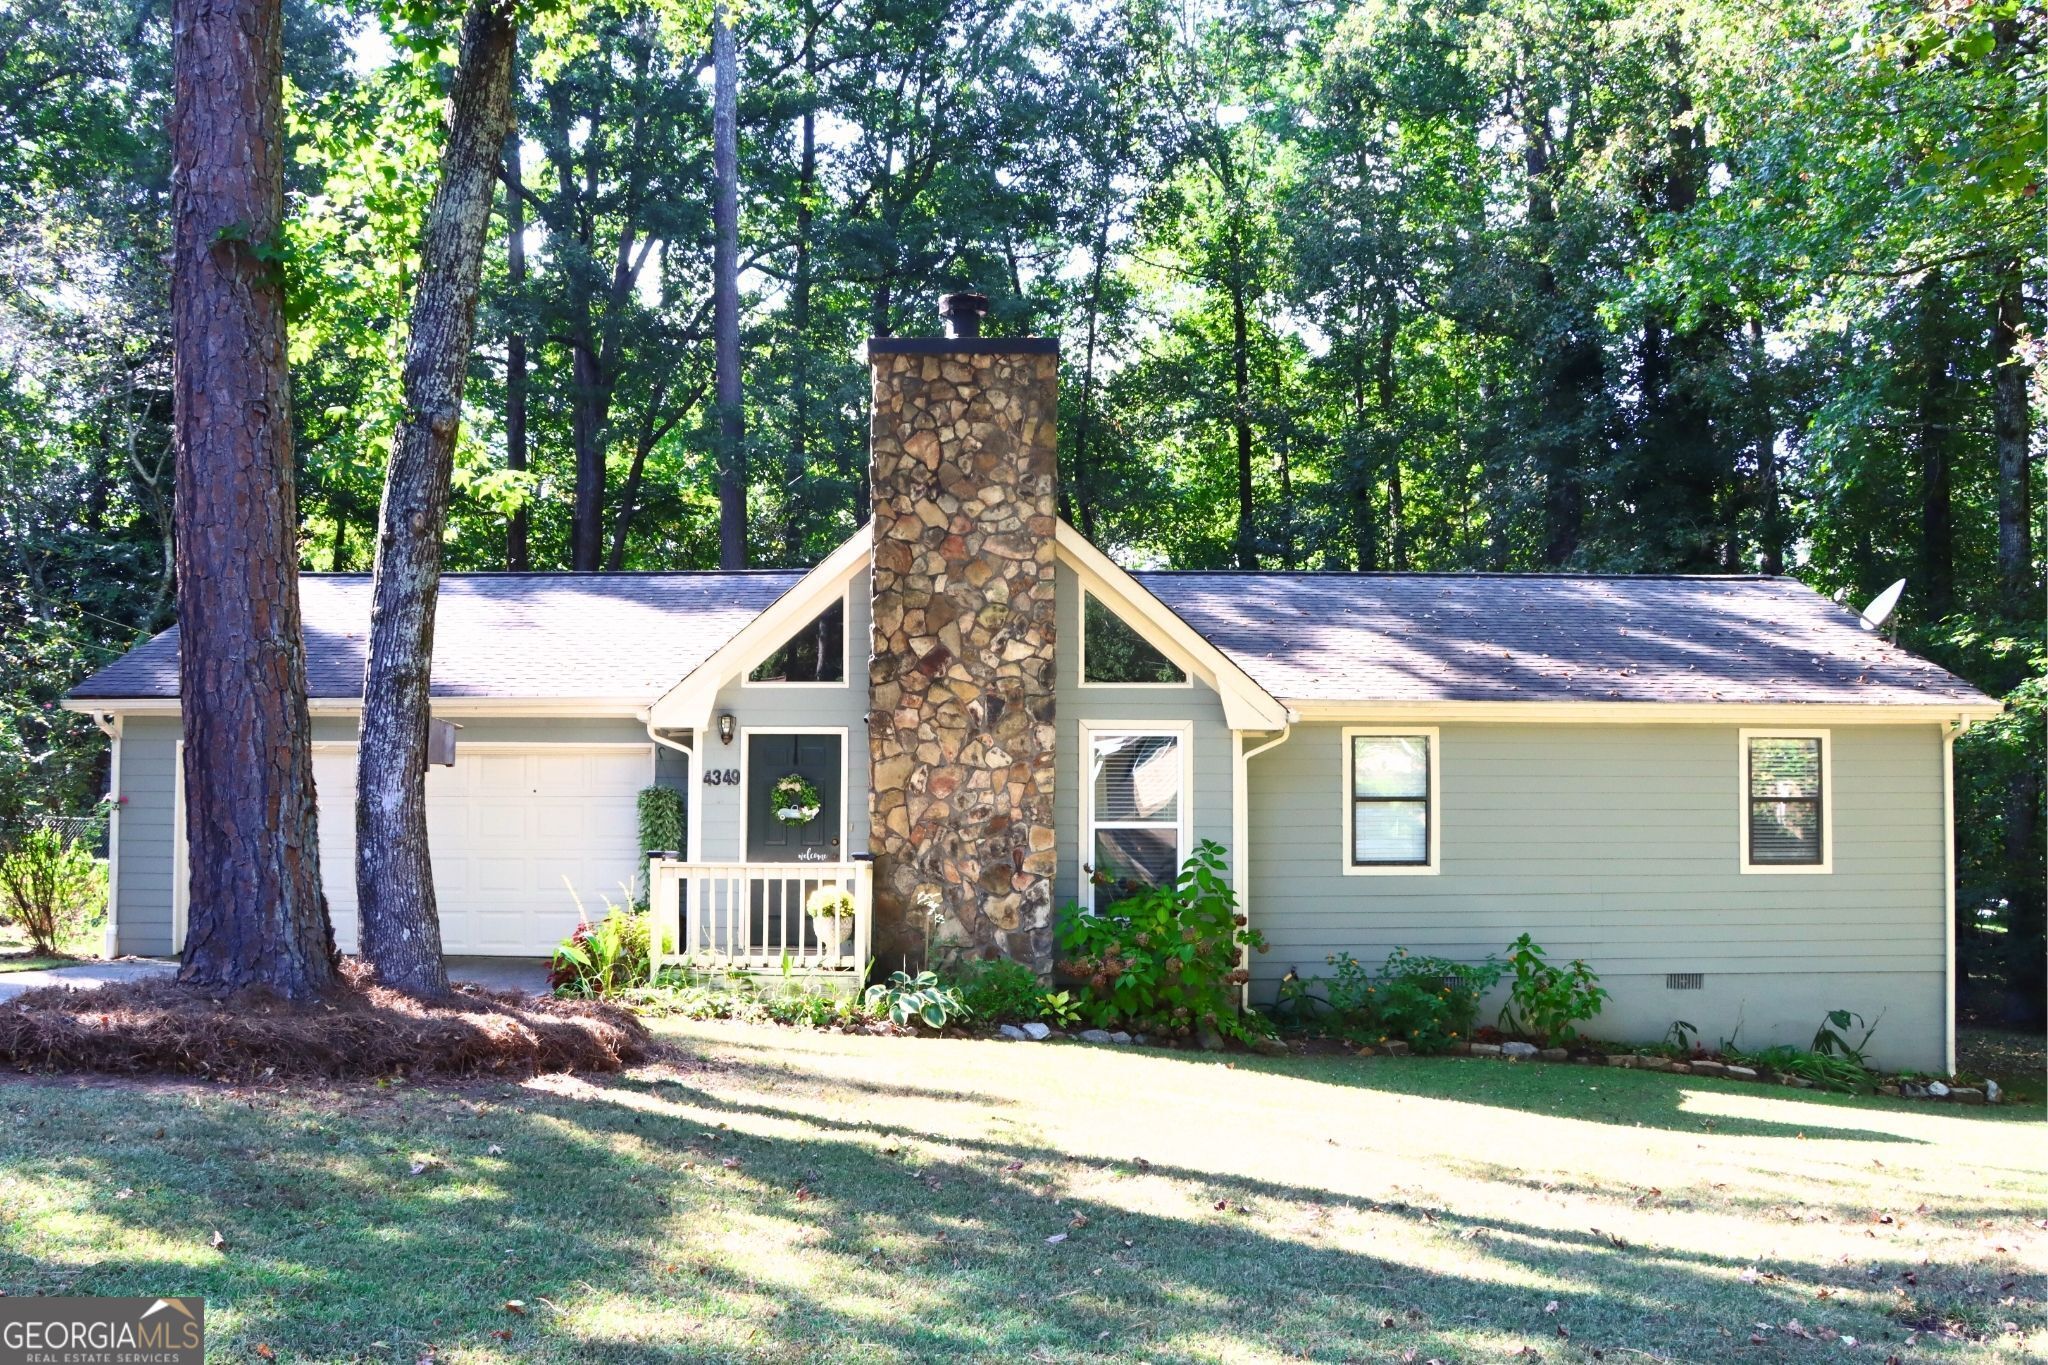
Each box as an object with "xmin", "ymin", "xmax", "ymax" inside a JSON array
[{"xmin": 938, "ymin": 292, "xmax": 990, "ymax": 339}]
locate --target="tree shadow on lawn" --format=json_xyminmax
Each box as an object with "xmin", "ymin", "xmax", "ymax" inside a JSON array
[
  {"xmin": 3, "ymin": 1071, "xmax": 2006, "ymax": 1363},
  {"xmin": 1110, "ymin": 1047, "xmax": 1963, "ymax": 1143}
]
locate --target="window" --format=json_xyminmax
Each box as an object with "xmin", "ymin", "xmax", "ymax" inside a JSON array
[
  {"xmin": 1742, "ymin": 731, "xmax": 1829, "ymax": 871},
  {"xmin": 1085, "ymin": 728, "xmax": 1185, "ymax": 910},
  {"xmin": 1082, "ymin": 591, "xmax": 1187, "ymax": 685},
  {"xmin": 748, "ymin": 597, "xmax": 846, "ymax": 683},
  {"xmin": 1343, "ymin": 728, "xmax": 1438, "ymax": 874}
]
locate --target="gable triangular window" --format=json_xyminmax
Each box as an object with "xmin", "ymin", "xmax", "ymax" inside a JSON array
[
  {"xmin": 749, "ymin": 597, "xmax": 846, "ymax": 683},
  {"xmin": 1082, "ymin": 591, "xmax": 1187, "ymax": 685}
]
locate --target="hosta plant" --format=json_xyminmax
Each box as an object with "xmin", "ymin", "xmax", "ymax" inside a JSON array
[{"xmin": 864, "ymin": 970, "xmax": 969, "ymax": 1030}]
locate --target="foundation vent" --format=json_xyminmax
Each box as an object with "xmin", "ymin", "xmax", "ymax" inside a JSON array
[{"xmin": 1665, "ymin": 972, "xmax": 1704, "ymax": 991}]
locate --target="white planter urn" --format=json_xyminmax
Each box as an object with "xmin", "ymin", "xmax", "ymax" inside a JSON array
[{"xmin": 811, "ymin": 913, "xmax": 855, "ymax": 947}]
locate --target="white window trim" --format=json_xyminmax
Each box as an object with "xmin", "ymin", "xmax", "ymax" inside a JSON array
[
  {"xmin": 737, "ymin": 726, "xmax": 852, "ymax": 860},
  {"xmin": 1079, "ymin": 719, "xmax": 1193, "ymax": 912},
  {"xmin": 1738, "ymin": 728, "xmax": 1833, "ymax": 874},
  {"xmin": 1340, "ymin": 726, "xmax": 1441, "ymax": 877},
  {"xmin": 738, "ymin": 587, "xmax": 853, "ymax": 689},
  {"xmin": 1077, "ymin": 588, "xmax": 1194, "ymax": 689}
]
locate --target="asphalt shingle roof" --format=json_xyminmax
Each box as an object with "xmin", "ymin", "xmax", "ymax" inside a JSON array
[
  {"xmin": 69, "ymin": 560, "xmax": 1989, "ymax": 710},
  {"xmin": 68, "ymin": 572, "xmax": 803, "ymax": 702},
  {"xmin": 1133, "ymin": 571, "xmax": 1990, "ymax": 706}
]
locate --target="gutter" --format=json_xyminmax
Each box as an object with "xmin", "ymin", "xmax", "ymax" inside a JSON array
[{"xmin": 641, "ymin": 715, "xmax": 700, "ymax": 863}]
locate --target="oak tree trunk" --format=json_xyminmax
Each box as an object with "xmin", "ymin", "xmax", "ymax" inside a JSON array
[
  {"xmin": 355, "ymin": 0, "xmax": 518, "ymax": 998},
  {"xmin": 712, "ymin": 1, "xmax": 745, "ymax": 570},
  {"xmin": 170, "ymin": 0, "xmax": 336, "ymax": 998},
  {"xmin": 1916, "ymin": 274, "xmax": 1955, "ymax": 616}
]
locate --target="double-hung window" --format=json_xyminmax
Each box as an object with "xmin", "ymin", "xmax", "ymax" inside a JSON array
[
  {"xmin": 1343, "ymin": 728, "xmax": 1439, "ymax": 874},
  {"xmin": 1741, "ymin": 731, "xmax": 1830, "ymax": 872},
  {"xmin": 1084, "ymin": 727, "xmax": 1186, "ymax": 911}
]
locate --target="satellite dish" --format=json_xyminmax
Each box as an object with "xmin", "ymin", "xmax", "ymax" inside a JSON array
[{"xmin": 1859, "ymin": 578, "xmax": 1906, "ymax": 632}]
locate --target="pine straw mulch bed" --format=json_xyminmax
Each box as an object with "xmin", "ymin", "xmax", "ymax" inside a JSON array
[{"xmin": 0, "ymin": 961, "xmax": 649, "ymax": 1080}]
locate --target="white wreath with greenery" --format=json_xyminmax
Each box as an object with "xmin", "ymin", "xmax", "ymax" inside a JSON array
[{"xmin": 771, "ymin": 772, "xmax": 823, "ymax": 826}]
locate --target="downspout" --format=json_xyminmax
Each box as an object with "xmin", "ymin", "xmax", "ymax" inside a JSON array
[
  {"xmin": 642, "ymin": 718, "xmax": 699, "ymax": 863},
  {"xmin": 1234, "ymin": 721, "xmax": 1293, "ymax": 1010},
  {"xmin": 92, "ymin": 712, "xmax": 122, "ymax": 957},
  {"xmin": 1943, "ymin": 717, "xmax": 1965, "ymax": 1077}
]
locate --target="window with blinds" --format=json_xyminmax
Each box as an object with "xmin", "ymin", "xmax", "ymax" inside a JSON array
[
  {"xmin": 1086, "ymin": 731, "xmax": 1184, "ymax": 910},
  {"xmin": 1350, "ymin": 733, "xmax": 1432, "ymax": 868},
  {"xmin": 1746, "ymin": 735, "xmax": 1824, "ymax": 866}
]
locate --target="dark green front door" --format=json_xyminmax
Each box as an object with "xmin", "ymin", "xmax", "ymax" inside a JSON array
[
  {"xmin": 746, "ymin": 732, "xmax": 842, "ymax": 862},
  {"xmin": 746, "ymin": 733, "xmax": 843, "ymax": 950}
]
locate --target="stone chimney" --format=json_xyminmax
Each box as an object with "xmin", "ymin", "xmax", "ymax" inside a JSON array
[{"xmin": 867, "ymin": 295, "xmax": 1059, "ymax": 972}]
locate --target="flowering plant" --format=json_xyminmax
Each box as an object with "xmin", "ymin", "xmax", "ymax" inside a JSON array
[{"xmin": 771, "ymin": 773, "xmax": 822, "ymax": 825}]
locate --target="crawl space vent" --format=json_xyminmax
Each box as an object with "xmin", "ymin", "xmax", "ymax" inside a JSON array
[{"xmin": 1665, "ymin": 972, "xmax": 1704, "ymax": 991}]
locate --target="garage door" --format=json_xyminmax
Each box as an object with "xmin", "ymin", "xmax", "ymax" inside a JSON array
[{"xmin": 312, "ymin": 744, "xmax": 652, "ymax": 956}]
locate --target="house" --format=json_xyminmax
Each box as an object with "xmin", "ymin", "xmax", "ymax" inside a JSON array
[{"xmin": 66, "ymin": 298, "xmax": 1999, "ymax": 1072}]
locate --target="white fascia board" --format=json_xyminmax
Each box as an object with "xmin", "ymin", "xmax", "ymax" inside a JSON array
[
  {"xmin": 647, "ymin": 523, "xmax": 874, "ymax": 733},
  {"xmin": 1283, "ymin": 698, "xmax": 2003, "ymax": 725},
  {"xmin": 1053, "ymin": 522, "xmax": 1289, "ymax": 731}
]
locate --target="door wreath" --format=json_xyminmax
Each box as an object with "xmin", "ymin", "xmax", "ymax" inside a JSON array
[{"xmin": 771, "ymin": 772, "xmax": 823, "ymax": 826}]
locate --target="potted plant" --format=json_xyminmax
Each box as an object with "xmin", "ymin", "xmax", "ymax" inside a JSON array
[{"xmin": 806, "ymin": 884, "xmax": 857, "ymax": 946}]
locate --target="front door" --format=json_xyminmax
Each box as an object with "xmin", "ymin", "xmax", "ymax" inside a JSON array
[
  {"xmin": 745, "ymin": 732, "xmax": 844, "ymax": 950},
  {"xmin": 745, "ymin": 732, "xmax": 843, "ymax": 862}
]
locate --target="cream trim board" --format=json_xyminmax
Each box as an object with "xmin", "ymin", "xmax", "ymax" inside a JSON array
[
  {"xmin": 171, "ymin": 741, "xmax": 187, "ymax": 954},
  {"xmin": 737, "ymin": 585, "xmax": 853, "ymax": 690},
  {"xmin": 1079, "ymin": 719, "xmax": 1193, "ymax": 913},
  {"xmin": 1287, "ymin": 699, "xmax": 2000, "ymax": 725},
  {"xmin": 1737, "ymin": 728, "xmax": 1834, "ymax": 875},
  {"xmin": 1054, "ymin": 522, "xmax": 1289, "ymax": 730},
  {"xmin": 1340, "ymin": 726, "xmax": 1441, "ymax": 876},
  {"xmin": 1076, "ymin": 588, "xmax": 1194, "ymax": 689},
  {"xmin": 102, "ymin": 716, "xmax": 123, "ymax": 957},
  {"xmin": 648, "ymin": 524, "xmax": 872, "ymax": 732},
  {"xmin": 736, "ymin": 726, "xmax": 852, "ymax": 862},
  {"xmin": 1942, "ymin": 723, "xmax": 1959, "ymax": 1076}
]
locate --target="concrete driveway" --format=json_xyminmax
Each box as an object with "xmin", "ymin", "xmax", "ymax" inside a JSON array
[
  {"xmin": 0, "ymin": 958, "xmax": 177, "ymax": 1004},
  {"xmin": 0, "ymin": 955, "xmax": 551, "ymax": 1003}
]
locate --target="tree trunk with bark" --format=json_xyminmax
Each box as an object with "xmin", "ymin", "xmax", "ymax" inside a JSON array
[
  {"xmin": 355, "ymin": 0, "xmax": 518, "ymax": 998},
  {"xmin": 1916, "ymin": 273, "xmax": 1956, "ymax": 616},
  {"xmin": 503, "ymin": 54, "xmax": 529, "ymax": 572},
  {"xmin": 169, "ymin": 0, "xmax": 336, "ymax": 998},
  {"xmin": 712, "ymin": 1, "xmax": 745, "ymax": 569},
  {"xmin": 1992, "ymin": 266, "xmax": 2032, "ymax": 609}
]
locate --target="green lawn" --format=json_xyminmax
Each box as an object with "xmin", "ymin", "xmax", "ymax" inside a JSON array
[
  {"xmin": 0, "ymin": 919, "xmax": 103, "ymax": 972},
  {"xmin": 3, "ymin": 1022, "xmax": 2043, "ymax": 1363}
]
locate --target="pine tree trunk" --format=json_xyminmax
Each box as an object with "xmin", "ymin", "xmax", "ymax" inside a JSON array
[
  {"xmin": 1917, "ymin": 274, "xmax": 1955, "ymax": 616},
  {"xmin": 356, "ymin": 0, "xmax": 518, "ymax": 999},
  {"xmin": 170, "ymin": 0, "xmax": 336, "ymax": 999},
  {"xmin": 712, "ymin": 1, "xmax": 745, "ymax": 570},
  {"xmin": 1230, "ymin": 230, "xmax": 1256, "ymax": 570},
  {"xmin": 503, "ymin": 53, "xmax": 529, "ymax": 572},
  {"xmin": 1992, "ymin": 266, "xmax": 2032, "ymax": 608}
]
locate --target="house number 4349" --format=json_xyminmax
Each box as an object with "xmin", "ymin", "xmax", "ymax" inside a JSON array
[{"xmin": 702, "ymin": 769, "xmax": 742, "ymax": 786}]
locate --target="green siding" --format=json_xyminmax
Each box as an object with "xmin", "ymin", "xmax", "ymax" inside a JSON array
[
  {"xmin": 696, "ymin": 568, "xmax": 872, "ymax": 862},
  {"xmin": 1246, "ymin": 721, "xmax": 1949, "ymax": 1071},
  {"xmin": 110, "ymin": 712, "xmax": 663, "ymax": 959},
  {"xmin": 1053, "ymin": 569, "xmax": 1234, "ymax": 913}
]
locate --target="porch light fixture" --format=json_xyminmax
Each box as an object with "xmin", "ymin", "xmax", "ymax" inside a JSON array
[{"xmin": 717, "ymin": 713, "xmax": 736, "ymax": 746}]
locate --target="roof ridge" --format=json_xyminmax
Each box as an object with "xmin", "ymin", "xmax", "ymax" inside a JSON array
[
  {"xmin": 300, "ymin": 569, "xmax": 808, "ymax": 579},
  {"xmin": 1131, "ymin": 569, "xmax": 1788, "ymax": 582}
]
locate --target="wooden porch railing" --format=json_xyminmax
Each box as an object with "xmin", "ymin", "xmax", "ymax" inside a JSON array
[{"xmin": 648, "ymin": 858, "xmax": 873, "ymax": 978}]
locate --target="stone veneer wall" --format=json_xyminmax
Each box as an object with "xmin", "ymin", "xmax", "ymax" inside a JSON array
[{"xmin": 867, "ymin": 343, "xmax": 1059, "ymax": 972}]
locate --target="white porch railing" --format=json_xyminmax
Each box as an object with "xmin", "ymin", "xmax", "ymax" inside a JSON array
[{"xmin": 648, "ymin": 859, "xmax": 873, "ymax": 978}]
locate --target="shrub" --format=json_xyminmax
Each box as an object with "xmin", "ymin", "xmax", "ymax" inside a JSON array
[
  {"xmin": 1037, "ymin": 989, "xmax": 1083, "ymax": 1029},
  {"xmin": 551, "ymin": 908, "xmax": 654, "ymax": 997},
  {"xmin": 1497, "ymin": 933, "xmax": 1608, "ymax": 1045},
  {"xmin": 0, "ymin": 826, "xmax": 105, "ymax": 955},
  {"xmin": 1285, "ymin": 948, "xmax": 1504, "ymax": 1053},
  {"xmin": 864, "ymin": 970, "xmax": 969, "ymax": 1030},
  {"xmin": 956, "ymin": 958, "xmax": 1043, "ymax": 1024},
  {"xmin": 625, "ymin": 966, "xmax": 862, "ymax": 1028},
  {"xmin": 1054, "ymin": 839, "xmax": 1269, "ymax": 1043}
]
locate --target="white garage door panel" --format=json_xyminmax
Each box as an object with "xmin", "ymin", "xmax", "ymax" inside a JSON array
[{"xmin": 309, "ymin": 745, "xmax": 649, "ymax": 956}]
